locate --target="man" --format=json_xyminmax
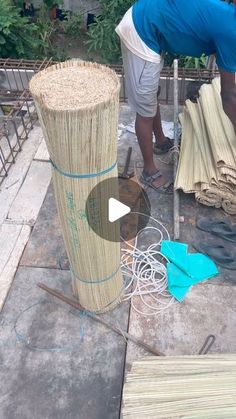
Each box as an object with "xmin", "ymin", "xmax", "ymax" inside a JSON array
[{"xmin": 116, "ymin": 0, "xmax": 236, "ymax": 192}]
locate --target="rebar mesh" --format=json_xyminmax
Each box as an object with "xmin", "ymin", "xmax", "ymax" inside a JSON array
[{"xmin": 0, "ymin": 59, "xmax": 53, "ymax": 185}]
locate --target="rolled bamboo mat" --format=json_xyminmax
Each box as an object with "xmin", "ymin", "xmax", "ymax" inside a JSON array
[
  {"xmin": 175, "ymin": 78, "xmax": 236, "ymax": 214},
  {"xmin": 29, "ymin": 60, "xmax": 123, "ymax": 313},
  {"xmin": 122, "ymin": 355, "xmax": 236, "ymax": 418}
]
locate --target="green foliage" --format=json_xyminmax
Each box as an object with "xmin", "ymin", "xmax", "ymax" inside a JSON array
[
  {"xmin": 43, "ymin": 0, "xmax": 62, "ymax": 11},
  {"xmin": 183, "ymin": 55, "xmax": 207, "ymax": 69},
  {"xmin": 164, "ymin": 52, "xmax": 175, "ymax": 67},
  {"xmin": 12, "ymin": 0, "xmax": 25, "ymax": 9},
  {"xmin": 34, "ymin": 5, "xmax": 55, "ymax": 58},
  {"xmin": 0, "ymin": 0, "xmax": 40, "ymax": 58},
  {"xmin": 34, "ymin": 5, "xmax": 68, "ymax": 60},
  {"xmin": 43, "ymin": 0, "xmax": 54, "ymax": 9},
  {"xmin": 164, "ymin": 52, "xmax": 207, "ymax": 69},
  {"xmin": 0, "ymin": 0, "xmax": 68, "ymax": 60},
  {"xmin": 87, "ymin": 0, "xmax": 133, "ymax": 63},
  {"xmin": 61, "ymin": 12, "xmax": 83, "ymax": 38}
]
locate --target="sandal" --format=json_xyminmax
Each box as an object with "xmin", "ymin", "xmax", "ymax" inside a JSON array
[
  {"xmin": 196, "ymin": 218, "xmax": 236, "ymax": 243},
  {"xmin": 153, "ymin": 137, "xmax": 174, "ymax": 155},
  {"xmin": 140, "ymin": 169, "xmax": 173, "ymax": 194},
  {"xmin": 192, "ymin": 242, "xmax": 236, "ymax": 271}
]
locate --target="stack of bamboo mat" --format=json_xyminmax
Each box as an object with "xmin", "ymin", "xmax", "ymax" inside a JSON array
[
  {"xmin": 175, "ymin": 78, "xmax": 236, "ymax": 215},
  {"xmin": 29, "ymin": 61, "xmax": 123, "ymax": 313},
  {"xmin": 122, "ymin": 355, "xmax": 236, "ymax": 418}
]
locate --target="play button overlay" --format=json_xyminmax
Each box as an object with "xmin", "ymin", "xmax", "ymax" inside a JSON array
[
  {"xmin": 109, "ymin": 198, "xmax": 131, "ymax": 222},
  {"xmin": 86, "ymin": 177, "xmax": 151, "ymax": 242}
]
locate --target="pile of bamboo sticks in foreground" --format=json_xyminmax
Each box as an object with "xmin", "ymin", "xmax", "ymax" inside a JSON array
[
  {"xmin": 122, "ymin": 355, "xmax": 236, "ymax": 418},
  {"xmin": 29, "ymin": 60, "xmax": 123, "ymax": 313},
  {"xmin": 175, "ymin": 78, "xmax": 236, "ymax": 214}
]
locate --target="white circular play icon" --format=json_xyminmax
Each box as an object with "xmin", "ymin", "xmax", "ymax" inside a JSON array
[{"xmin": 108, "ymin": 198, "xmax": 131, "ymax": 223}]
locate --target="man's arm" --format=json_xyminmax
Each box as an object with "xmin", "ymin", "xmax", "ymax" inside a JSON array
[{"xmin": 220, "ymin": 69, "xmax": 236, "ymax": 132}]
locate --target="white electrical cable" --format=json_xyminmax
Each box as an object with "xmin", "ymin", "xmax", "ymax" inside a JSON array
[
  {"xmin": 156, "ymin": 145, "xmax": 180, "ymax": 165},
  {"xmin": 121, "ymin": 212, "xmax": 176, "ymax": 316}
]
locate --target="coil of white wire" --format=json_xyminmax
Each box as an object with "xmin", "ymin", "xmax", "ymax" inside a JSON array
[{"xmin": 121, "ymin": 212, "xmax": 176, "ymax": 316}]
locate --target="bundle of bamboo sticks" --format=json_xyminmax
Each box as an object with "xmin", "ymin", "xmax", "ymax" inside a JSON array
[
  {"xmin": 122, "ymin": 355, "xmax": 236, "ymax": 418},
  {"xmin": 29, "ymin": 60, "xmax": 123, "ymax": 313},
  {"xmin": 175, "ymin": 78, "xmax": 236, "ymax": 214}
]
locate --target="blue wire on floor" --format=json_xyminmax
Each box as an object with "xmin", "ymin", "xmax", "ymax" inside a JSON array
[{"xmin": 13, "ymin": 299, "xmax": 88, "ymax": 353}]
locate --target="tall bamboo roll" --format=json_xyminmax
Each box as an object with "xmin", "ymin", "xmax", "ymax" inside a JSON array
[{"xmin": 29, "ymin": 60, "xmax": 123, "ymax": 312}]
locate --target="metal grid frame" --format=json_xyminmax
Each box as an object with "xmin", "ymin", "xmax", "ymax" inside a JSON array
[
  {"xmin": 0, "ymin": 59, "xmax": 53, "ymax": 185},
  {"xmin": 0, "ymin": 91, "xmax": 36, "ymax": 182},
  {"xmin": 0, "ymin": 58, "xmax": 219, "ymax": 186},
  {"xmin": 112, "ymin": 64, "xmax": 219, "ymax": 104}
]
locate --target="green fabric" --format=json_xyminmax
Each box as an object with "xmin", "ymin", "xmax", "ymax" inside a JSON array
[{"xmin": 161, "ymin": 241, "xmax": 219, "ymax": 302}]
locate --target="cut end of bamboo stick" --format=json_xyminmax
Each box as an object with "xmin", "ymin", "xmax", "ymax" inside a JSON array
[{"xmin": 29, "ymin": 60, "xmax": 120, "ymax": 111}]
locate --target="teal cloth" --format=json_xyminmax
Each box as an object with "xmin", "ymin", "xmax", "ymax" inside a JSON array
[{"xmin": 161, "ymin": 241, "xmax": 219, "ymax": 302}]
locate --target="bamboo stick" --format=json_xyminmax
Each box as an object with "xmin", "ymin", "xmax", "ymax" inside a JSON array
[
  {"xmin": 122, "ymin": 355, "xmax": 236, "ymax": 418},
  {"xmin": 173, "ymin": 59, "xmax": 180, "ymax": 240},
  {"xmin": 175, "ymin": 78, "xmax": 236, "ymax": 215},
  {"xmin": 30, "ymin": 61, "xmax": 123, "ymax": 312}
]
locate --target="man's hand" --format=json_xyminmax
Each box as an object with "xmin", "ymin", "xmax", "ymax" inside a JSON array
[{"xmin": 220, "ymin": 69, "xmax": 236, "ymax": 132}]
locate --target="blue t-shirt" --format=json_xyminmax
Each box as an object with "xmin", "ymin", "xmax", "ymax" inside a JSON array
[{"xmin": 132, "ymin": 0, "xmax": 236, "ymax": 72}]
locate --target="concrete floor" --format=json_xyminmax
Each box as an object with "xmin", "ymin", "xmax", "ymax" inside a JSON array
[{"xmin": 0, "ymin": 104, "xmax": 236, "ymax": 419}]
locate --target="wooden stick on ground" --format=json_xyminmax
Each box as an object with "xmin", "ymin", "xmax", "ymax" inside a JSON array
[{"xmin": 37, "ymin": 282, "xmax": 165, "ymax": 357}]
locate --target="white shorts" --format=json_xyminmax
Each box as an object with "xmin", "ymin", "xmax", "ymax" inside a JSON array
[{"xmin": 121, "ymin": 43, "xmax": 164, "ymax": 117}]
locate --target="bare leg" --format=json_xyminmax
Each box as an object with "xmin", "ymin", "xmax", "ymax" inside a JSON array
[
  {"xmin": 135, "ymin": 113, "xmax": 168, "ymax": 188},
  {"xmin": 153, "ymin": 101, "xmax": 167, "ymax": 145}
]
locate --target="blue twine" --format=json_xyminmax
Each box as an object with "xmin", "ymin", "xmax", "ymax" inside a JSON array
[
  {"xmin": 14, "ymin": 299, "xmax": 86, "ymax": 353},
  {"xmin": 12, "ymin": 279, "xmax": 127, "ymax": 352},
  {"xmin": 70, "ymin": 264, "xmax": 121, "ymax": 284},
  {"xmin": 50, "ymin": 159, "xmax": 117, "ymax": 179}
]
